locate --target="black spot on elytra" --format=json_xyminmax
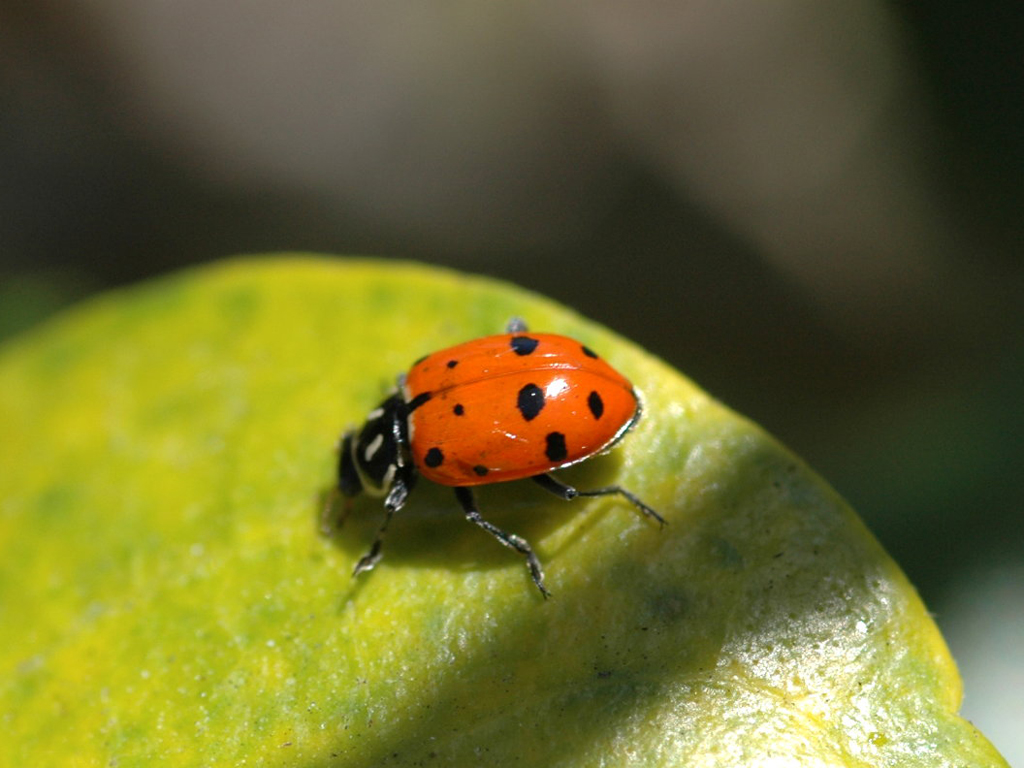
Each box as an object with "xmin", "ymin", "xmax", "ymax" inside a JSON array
[
  {"xmin": 446, "ymin": 359, "xmax": 458, "ymax": 369},
  {"xmin": 581, "ymin": 345, "xmax": 598, "ymax": 359},
  {"xmin": 473, "ymin": 465, "xmax": 489, "ymax": 477},
  {"xmin": 588, "ymin": 390, "xmax": 604, "ymax": 419},
  {"xmin": 453, "ymin": 403, "xmax": 465, "ymax": 416},
  {"xmin": 517, "ymin": 383, "xmax": 545, "ymax": 421},
  {"xmin": 424, "ymin": 447, "xmax": 444, "ymax": 468},
  {"xmin": 510, "ymin": 336, "xmax": 539, "ymax": 356},
  {"xmin": 545, "ymin": 432, "xmax": 568, "ymax": 463},
  {"xmin": 407, "ymin": 392, "xmax": 432, "ymax": 412}
]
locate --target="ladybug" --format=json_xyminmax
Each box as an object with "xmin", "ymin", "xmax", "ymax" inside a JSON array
[{"xmin": 328, "ymin": 318, "xmax": 663, "ymax": 597}]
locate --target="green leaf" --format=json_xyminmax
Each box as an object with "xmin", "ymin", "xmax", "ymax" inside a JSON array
[{"xmin": 0, "ymin": 256, "xmax": 1007, "ymax": 767}]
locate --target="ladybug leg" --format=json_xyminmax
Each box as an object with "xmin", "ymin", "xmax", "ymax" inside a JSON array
[
  {"xmin": 352, "ymin": 465, "xmax": 417, "ymax": 577},
  {"xmin": 505, "ymin": 317, "xmax": 529, "ymax": 333},
  {"xmin": 532, "ymin": 473, "xmax": 666, "ymax": 527},
  {"xmin": 322, "ymin": 431, "xmax": 359, "ymax": 535},
  {"xmin": 453, "ymin": 486, "xmax": 551, "ymax": 599},
  {"xmin": 352, "ymin": 507, "xmax": 392, "ymax": 577},
  {"xmin": 319, "ymin": 487, "xmax": 354, "ymax": 536}
]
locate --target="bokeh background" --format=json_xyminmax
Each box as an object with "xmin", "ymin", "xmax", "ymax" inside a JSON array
[{"xmin": 2, "ymin": 2, "xmax": 1021, "ymax": 761}]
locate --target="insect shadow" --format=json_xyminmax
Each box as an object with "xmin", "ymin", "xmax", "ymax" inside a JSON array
[{"xmin": 316, "ymin": 448, "xmax": 636, "ymax": 591}]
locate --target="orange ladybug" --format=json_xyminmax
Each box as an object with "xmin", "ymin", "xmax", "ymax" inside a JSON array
[{"xmin": 330, "ymin": 319, "xmax": 663, "ymax": 597}]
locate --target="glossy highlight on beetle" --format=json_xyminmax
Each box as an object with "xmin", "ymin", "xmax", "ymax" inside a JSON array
[{"xmin": 327, "ymin": 318, "xmax": 664, "ymax": 598}]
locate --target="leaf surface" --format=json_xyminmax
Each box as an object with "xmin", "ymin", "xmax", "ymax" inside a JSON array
[{"xmin": 0, "ymin": 256, "xmax": 1007, "ymax": 767}]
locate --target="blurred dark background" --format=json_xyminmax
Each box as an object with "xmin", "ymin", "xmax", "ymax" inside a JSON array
[{"xmin": 2, "ymin": 2, "xmax": 1021, "ymax": 759}]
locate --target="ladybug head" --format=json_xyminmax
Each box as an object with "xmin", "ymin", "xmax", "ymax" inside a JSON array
[{"xmin": 338, "ymin": 393, "xmax": 408, "ymax": 499}]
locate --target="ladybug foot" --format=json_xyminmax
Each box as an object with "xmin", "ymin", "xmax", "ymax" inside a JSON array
[
  {"xmin": 352, "ymin": 504, "xmax": 395, "ymax": 578},
  {"xmin": 533, "ymin": 473, "xmax": 666, "ymax": 527},
  {"xmin": 353, "ymin": 545, "xmax": 383, "ymax": 577},
  {"xmin": 454, "ymin": 487, "xmax": 551, "ymax": 599}
]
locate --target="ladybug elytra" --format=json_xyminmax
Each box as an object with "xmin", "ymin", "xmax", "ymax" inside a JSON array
[{"xmin": 327, "ymin": 318, "xmax": 663, "ymax": 597}]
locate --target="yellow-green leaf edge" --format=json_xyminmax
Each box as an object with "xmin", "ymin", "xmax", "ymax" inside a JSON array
[{"xmin": 0, "ymin": 256, "xmax": 1006, "ymax": 768}]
